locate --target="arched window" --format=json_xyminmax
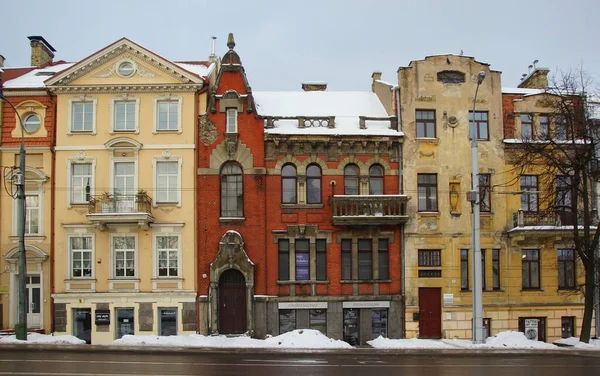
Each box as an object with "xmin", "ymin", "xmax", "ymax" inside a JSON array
[
  {"xmin": 24, "ymin": 114, "xmax": 41, "ymax": 133},
  {"xmin": 281, "ymin": 164, "xmax": 297, "ymax": 204},
  {"xmin": 369, "ymin": 165, "xmax": 384, "ymax": 195},
  {"xmin": 344, "ymin": 164, "xmax": 359, "ymax": 195},
  {"xmin": 306, "ymin": 164, "xmax": 321, "ymax": 204},
  {"xmin": 220, "ymin": 162, "xmax": 243, "ymax": 217}
]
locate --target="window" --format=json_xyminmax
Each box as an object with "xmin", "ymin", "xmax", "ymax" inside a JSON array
[
  {"xmin": 539, "ymin": 115, "xmax": 549, "ymax": 140},
  {"xmin": 309, "ymin": 309, "xmax": 327, "ymax": 335},
  {"xmin": 418, "ymin": 250, "xmax": 441, "ymax": 266},
  {"xmin": 114, "ymin": 101, "xmax": 136, "ymax": 131},
  {"xmin": 371, "ymin": 309, "xmax": 388, "ymax": 339},
  {"xmin": 116, "ymin": 308, "xmax": 135, "ymax": 339},
  {"xmin": 24, "ymin": 114, "xmax": 41, "ymax": 133},
  {"xmin": 479, "ymin": 174, "xmax": 491, "ymax": 212},
  {"xmin": 344, "ymin": 164, "xmax": 359, "ymax": 195},
  {"xmin": 358, "ymin": 239, "xmax": 372, "ymax": 280},
  {"xmin": 460, "ymin": 249, "xmax": 469, "ymax": 290},
  {"xmin": 417, "ymin": 173, "xmax": 438, "ymax": 212},
  {"xmin": 306, "ymin": 164, "xmax": 322, "ymax": 204},
  {"xmin": 220, "ymin": 162, "xmax": 243, "ymax": 217},
  {"xmin": 114, "ymin": 162, "xmax": 135, "ymax": 196},
  {"xmin": 25, "ymin": 194, "xmax": 40, "ymax": 235},
  {"xmin": 71, "ymin": 163, "xmax": 92, "ymax": 203},
  {"xmin": 281, "ymin": 164, "xmax": 297, "ymax": 204},
  {"xmin": 378, "ymin": 239, "xmax": 389, "ymax": 280},
  {"xmin": 416, "ymin": 110, "xmax": 436, "ymax": 138},
  {"xmin": 113, "ymin": 236, "xmax": 135, "ymax": 278},
  {"xmin": 157, "ymin": 100, "xmax": 178, "ymax": 131},
  {"xmin": 279, "ymin": 310, "xmax": 296, "ymax": 334},
  {"xmin": 159, "ymin": 308, "xmax": 177, "ymax": 336},
  {"xmin": 369, "ymin": 165, "xmax": 383, "ymax": 195},
  {"xmin": 71, "ymin": 102, "xmax": 94, "ymax": 132},
  {"xmin": 521, "ymin": 114, "xmax": 533, "ymax": 139},
  {"xmin": 70, "ymin": 236, "xmax": 93, "ymax": 278},
  {"xmin": 492, "ymin": 249, "xmax": 500, "ymax": 290},
  {"xmin": 555, "ymin": 115, "xmax": 567, "ymax": 140},
  {"xmin": 469, "ymin": 111, "xmax": 489, "ymax": 140},
  {"xmin": 156, "ymin": 161, "xmax": 179, "ymax": 203},
  {"xmin": 522, "ymin": 249, "xmax": 540, "ymax": 289},
  {"xmin": 117, "ymin": 61, "xmax": 135, "ymax": 77},
  {"xmin": 226, "ymin": 108, "xmax": 237, "ymax": 133},
  {"xmin": 561, "ymin": 316, "xmax": 575, "ymax": 338},
  {"xmin": 437, "ymin": 70, "xmax": 465, "ymax": 84},
  {"xmin": 295, "ymin": 239, "xmax": 310, "ymax": 281},
  {"xmin": 520, "ymin": 175, "xmax": 538, "ymax": 212},
  {"xmin": 157, "ymin": 236, "xmax": 178, "ymax": 277},
  {"xmin": 341, "ymin": 239, "xmax": 352, "ymax": 280},
  {"xmin": 278, "ymin": 240, "xmax": 290, "ymax": 281},
  {"xmin": 556, "ymin": 175, "xmax": 573, "ymax": 225},
  {"xmin": 316, "ymin": 239, "xmax": 327, "ymax": 281},
  {"xmin": 557, "ymin": 249, "xmax": 576, "ymax": 289}
]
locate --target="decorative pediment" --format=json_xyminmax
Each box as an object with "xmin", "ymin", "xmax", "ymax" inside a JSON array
[
  {"xmin": 105, "ymin": 137, "xmax": 142, "ymax": 150},
  {"xmin": 5, "ymin": 245, "xmax": 48, "ymax": 263},
  {"xmin": 210, "ymin": 231, "xmax": 255, "ymax": 282},
  {"xmin": 45, "ymin": 38, "xmax": 205, "ymax": 88}
]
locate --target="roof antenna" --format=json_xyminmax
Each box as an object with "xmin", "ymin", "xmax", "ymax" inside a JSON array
[
  {"xmin": 533, "ymin": 59, "xmax": 539, "ymax": 69},
  {"xmin": 210, "ymin": 36, "xmax": 217, "ymax": 56}
]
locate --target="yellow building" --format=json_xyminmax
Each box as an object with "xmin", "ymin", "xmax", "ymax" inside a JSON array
[{"xmin": 46, "ymin": 38, "xmax": 215, "ymax": 344}]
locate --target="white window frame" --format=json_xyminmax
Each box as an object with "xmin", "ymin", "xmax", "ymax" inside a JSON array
[
  {"xmin": 13, "ymin": 185, "xmax": 43, "ymax": 236},
  {"xmin": 153, "ymin": 96, "xmax": 183, "ymax": 133},
  {"xmin": 153, "ymin": 155, "xmax": 182, "ymax": 206},
  {"xmin": 110, "ymin": 97, "xmax": 140, "ymax": 134},
  {"xmin": 24, "ymin": 192, "xmax": 41, "ymax": 236},
  {"xmin": 68, "ymin": 234, "xmax": 95, "ymax": 279},
  {"xmin": 67, "ymin": 157, "xmax": 96, "ymax": 208},
  {"xmin": 110, "ymin": 157, "xmax": 138, "ymax": 197},
  {"xmin": 67, "ymin": 98, "xmax": 97, "ymax": 135},
  {"xmin": 226, "ymin": 108, "xmax": 238, "ymax": 133},
  {"xmin": 110, "ymin": 234, "xmax": 138, "ymax": 279},
  {"xmin": 152, "ymin": 231, "xmax": 182, "ymax": 279}
]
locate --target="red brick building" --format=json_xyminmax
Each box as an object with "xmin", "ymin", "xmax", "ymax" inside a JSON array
[{"xmin": 197, "ymin": 35, "xmax": 408, "ymax": 345}]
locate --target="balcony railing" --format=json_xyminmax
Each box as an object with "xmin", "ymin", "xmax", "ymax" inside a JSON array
[
  {"xmin": 331, "ymin": 195, "xmax": 409, "ymax": 226},
  {"xmin": 511, "ymin": 209, "xmax": 575, "ymax": 228},
  {"xmin": 87, "ymin": 194, "xmax": 154, "ymax": 229}
]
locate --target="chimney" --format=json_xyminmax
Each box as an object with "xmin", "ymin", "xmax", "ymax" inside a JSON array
[
  {"xmin": 27, "ymin": 36, "xmax": 56, "ymax": 67},
  {"xmin": 0, "ymin": 54, "xmax": 5, "ymax": 68},
  {"xmin": 518, "ymin": 67, "xmax": 549, "ymax": 89},
  {"xmin": 302, "ymin": 82, "xmax": 327, "ymax": 92},
  {"xmin": 371, "ymin": 71, "xmax": 382, "ymax": 92}
]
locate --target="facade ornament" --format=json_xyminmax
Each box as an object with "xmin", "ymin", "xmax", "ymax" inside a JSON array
[
  {"xmin": 76, "ymin": 151, "xmax": 87, "ymax": 160},
  {"xmin": 137, "ymin": 67, "xmax": 156, "ymax": 78},
  {"xmin": 161, "ymin": 150, "xmax": 172, "ymax": 159},
  {"xmin": 360, "ymin": 175, "xmax": 370, "ymax": 184},
  {"xmin": 97, "ymin": 68, "xmax": 115, "ymax": 78},
  {"xmin": 226, "ymin": 138, "xmax": 238, "ymax": 159},
  {"xmin": 198, "ymin": 114, "xmax": 218, "ymax": 146}
]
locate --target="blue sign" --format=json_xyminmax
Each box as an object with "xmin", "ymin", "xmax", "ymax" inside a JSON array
[{"xmin": 296, "ymin": 253, "xmax": 309, "ymax": 280}]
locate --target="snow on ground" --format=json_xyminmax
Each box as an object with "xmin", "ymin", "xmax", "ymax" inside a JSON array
[
  {"xmin": 112, "ymin": 329, "xmax": 352, "ymax": 349},
  {"xmin": 0, "ymin": 333, "xmax": 85, "ymax": 345},
  {"xmin": 554, "ymin": 337, "xmax": 600, "ymax": 350},
  {"xmin": 368, "ymin": 331, "xmax": 592, "ymax": 350}
]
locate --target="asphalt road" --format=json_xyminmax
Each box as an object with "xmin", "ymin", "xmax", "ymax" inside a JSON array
[{"xmin": 0, "ymin": 346, "xmax": 599, "ymax": 376}]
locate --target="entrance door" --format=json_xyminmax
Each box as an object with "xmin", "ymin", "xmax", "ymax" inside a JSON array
[
  {"xmin": 25, "ymin": 275, "xmax": 41, "ymax": 328},
  {"xmin": 418, "ymin": 287, "xmax": 442, "ymax": 339},
  {"xmin": 218, "ymin": 269, "xmax": 246, "ymax": 334},
  {"xmin": 116, "ymin": 308, "xmax": 134, "ymax": 339},
  {"xmin": 73, "ymin": 308, "xmax": 91, "ymax": 344}
]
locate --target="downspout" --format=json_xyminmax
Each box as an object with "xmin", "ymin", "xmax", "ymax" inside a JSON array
[
  {"xmin": 395, "ymin": 85, "xmax": 406, "ymax": 338},
  {"xmin": 49, "ymin": 93, "xmax": 56, "ymax": 334}
]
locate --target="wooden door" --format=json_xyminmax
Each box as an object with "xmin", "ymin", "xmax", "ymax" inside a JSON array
[
  {"xmin": 218, "ymin": 269, "xmax": 247, "ymax": 334},
  {"xmin": 418, "ymin": 287, "xmax": 442, "ymax": 339}
]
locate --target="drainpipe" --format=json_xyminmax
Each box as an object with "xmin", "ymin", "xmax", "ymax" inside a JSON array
[
  {"xmin": 395, "ymin": 85, "xmax": 406, "ymax": 338},
  {"xmin": 50, "ymin": 93, "xmax": 56, "ymax": 334}
]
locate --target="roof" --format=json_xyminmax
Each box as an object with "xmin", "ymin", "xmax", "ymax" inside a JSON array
[
  {"xmin": 1, "ymin": 67, "xmax": 37, "ymax": 83},
  {"xmin": 3, "ymin": 63, "xmax": 74, "ymax": 89},
  {"xmin": 254, "ymin": 91, "xmax": 402, "ymax": 137},
  {"xmin": 501, "ymin": 87, "xmax": 546, "ymax": 95},
  {"xmin": 174, "ymin": 61, "xmax": 214, "ymax": 78}
]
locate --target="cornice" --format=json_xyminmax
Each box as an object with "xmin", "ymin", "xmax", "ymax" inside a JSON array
[
  {"xmin": 49, "ymin": 84, "xmax": 203, "ymax": 94},
  {"xmin": 0, "ymin": 146, "xmax": 52, "ymax": 152},
  {"xmin": 1, "ymin": 91, "xmax": 48, "ymax": 97}
]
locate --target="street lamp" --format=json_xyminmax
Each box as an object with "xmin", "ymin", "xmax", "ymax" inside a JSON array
[
  {"xmin": 469, "ymin": 71, "xmax": 486, "ymax": 344},
  {"xmin": 0, "ymin": 88, "xmax": 28, "ymax": 341}
]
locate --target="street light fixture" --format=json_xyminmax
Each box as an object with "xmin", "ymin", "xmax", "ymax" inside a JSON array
[
  {"xmin": 0, "ymin": 88, "xmax": 28, "ymax": 341},
  {"xmin": 469, "ymin": 71, "xmax": 486, "ymax": 344}
]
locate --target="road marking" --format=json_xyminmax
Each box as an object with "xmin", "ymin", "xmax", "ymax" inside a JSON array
[{"xmin": 243, "ymin": 359, "xmax": 328, "ymax": 364}]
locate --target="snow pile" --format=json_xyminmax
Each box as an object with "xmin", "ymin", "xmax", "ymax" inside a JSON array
[
  {"xmin": 480, "ymin": 331, "xmax": 557, "ymax": 349},
  {"xmin": 113, "ymin": 329, "xmax": 351, "ymax": 349},
  {"xmin": 0, "ymin": 333, "xmax": 85, "ymax": 345},
  {"xmin": 555, "ymin": 337, "xmax": 600, "ymax": 350},
  {"xmin": 369, "ymin": 336, "xmax": 457, "ymax": 349}
]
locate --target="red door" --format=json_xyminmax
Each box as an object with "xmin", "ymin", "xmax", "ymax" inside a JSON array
[
  {"xmin": 418, "ymin": 288, "xmax": 442, "ymax": 339},
  {"xmin": 218, "ymin": 269, "xmax": 247, "ymax": 334}
]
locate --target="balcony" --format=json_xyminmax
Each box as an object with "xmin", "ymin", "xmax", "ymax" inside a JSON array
[
  {"xmin": 511, "ymin": 209, "xmax": 575, "ymax": 229},
  {"xmin": 331, "ymin": 195, "xmax": 409, "ymax": 226},
  {"xmin": 87, "ymin": 194, "xmax": 154, "ymax": 230}
]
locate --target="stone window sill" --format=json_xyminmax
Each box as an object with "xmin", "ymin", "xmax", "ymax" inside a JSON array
[
  {"xmin": 219, "ymin": 217, "xmax": 245, "ymax": 223},
  {"xmin": 340, "ymin": 279, "xmax": 391, "ymax": 284},
  {"xmin": 281, "ymin": 204, "xmax": 324, "ymax": 210},
  {"xmin": 277, "ymin": 280, "xmax": 329, "ymax": 285}
]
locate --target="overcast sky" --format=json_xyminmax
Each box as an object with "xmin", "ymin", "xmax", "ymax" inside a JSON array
[{"xmin": 1, "ymin": 0, "xmax": 598, "ymax": 91}]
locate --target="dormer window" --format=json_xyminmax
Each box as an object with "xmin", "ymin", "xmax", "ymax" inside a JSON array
[
  {"xmin": 226, "ymin": 108, "xmax": 237, "ymax": 133},
  {"xmin": 437, "ymin": 71, "xmax": 465, "ymax": 84}
]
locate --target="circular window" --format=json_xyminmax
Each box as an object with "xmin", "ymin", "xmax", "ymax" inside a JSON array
[
  {"xmin": 23, "ymin": 114, "xmax": 41, "ymax": 133},
  {"xmin": 117, "ymin": 61, "xmax": 135, "ymax": 77}
]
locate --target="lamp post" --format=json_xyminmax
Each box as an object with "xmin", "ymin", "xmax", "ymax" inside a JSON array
[
  {"xmin": 469, "ymin": 71, "xmax": 486, "ymax": 344},
  {"xmin": 0, "ymin": 89, "xmax": 27, "ymax": 341}
]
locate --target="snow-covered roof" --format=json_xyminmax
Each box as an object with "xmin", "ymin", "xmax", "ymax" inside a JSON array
[
  {"xmin": 174, "ymin": 62, "xmax": 214, "ymax": 78},
  {"xmin": 502, "ymin": 87, "xmax": 546, "ymax": 95},
  {"xmin": 3, "ymin": 63, "xmax": 74, "ymax": 89},
  {"xmin": 254, "ymin": 91, "xmax": 402, "ymax": 137}
]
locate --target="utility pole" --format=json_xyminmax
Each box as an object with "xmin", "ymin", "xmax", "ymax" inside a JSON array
[{"xmin": 0, "ymin": 89, "xmax": 28, "ymax": 340}]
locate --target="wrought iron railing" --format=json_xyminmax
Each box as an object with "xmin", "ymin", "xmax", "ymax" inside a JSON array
[
  {"xmin": 88, "ymin": 194, "xmax": 152, "ymax": 215},
  {"xmin": 512, "ymin": 209, "xmax": 575, "ymax": 228},
  {"xmin": 331, "ymin": 195, "xmax": 409, "ymax": 225}
]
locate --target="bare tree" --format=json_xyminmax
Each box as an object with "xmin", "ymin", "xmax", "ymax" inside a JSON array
[{"xmin": 508, "ymin": 69, "xmax": 599, "ymax": 343}]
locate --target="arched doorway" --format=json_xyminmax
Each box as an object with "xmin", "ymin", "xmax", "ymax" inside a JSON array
[{"xmin": 218, "ymin": 269, "xmax": 246, "ymax": 334}]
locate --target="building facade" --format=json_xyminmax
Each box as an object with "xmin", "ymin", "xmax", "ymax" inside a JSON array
[{"xmin": 46, "ymin": 38, "xmax": 214, "ymax": 344}]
